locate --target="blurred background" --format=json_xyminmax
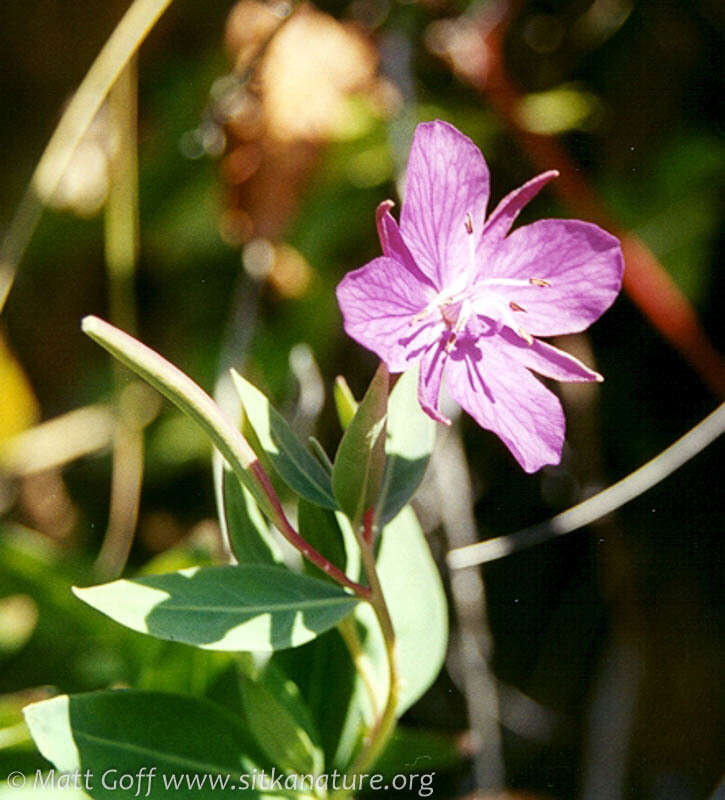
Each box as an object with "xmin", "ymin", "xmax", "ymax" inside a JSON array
[{"xmin": 0, "ymin": 0, "xmax": 723, "ymax": 797}]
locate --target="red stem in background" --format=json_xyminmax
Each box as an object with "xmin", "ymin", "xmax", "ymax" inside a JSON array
[{"xmin": 448, "ymin": 5, "xmax": 725, "ymax": 398}]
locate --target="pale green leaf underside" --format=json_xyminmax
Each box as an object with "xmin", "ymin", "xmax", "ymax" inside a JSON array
[
  {"xmin": 73, "ymin": 565, "xmax": 359, "ymax": 652},
  {"xmin": 380, "ymin": 507, "xmax": 448, "ymax": 712},
  {"xmin": 352, "ymin": 507, "xmax": 448, "ymax": 716}
]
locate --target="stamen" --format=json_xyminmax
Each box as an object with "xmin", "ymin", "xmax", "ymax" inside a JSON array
[
  {"xmin": 464, "ymin": 213, "xmax": 474, "ymax": 235},
  {"xmin": 509, "ymin": 301, "xmax": 527, "ymax": 312},
  {"xmin": 446, "ymin": 332, "xmax": 457, "ymax": 352},
  {"xmin": 516, "ymin": 327, "xmax": 534, "ymax": 345},
  {"xmin": 409, "ymin": 299, "xmax": 439, "ymax": 325},
  {"xmin": 478, "ymin": 277, "xmax": 543, "ymax": 289}
]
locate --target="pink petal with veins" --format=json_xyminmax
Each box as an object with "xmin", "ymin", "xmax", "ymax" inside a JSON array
[
  {"xmin": 447, "ymin": 336, "xmax": 565, "ymax": 472},
  {"xmin": 375, "ymin": 201, "xmax": 436, "ymax": 289},
  {"xmin": 495, "ymin": 329, "xmax": 603, "ymax": 382},
  {"xmin": 336, "ymin": 119, "xmax": 624, "ymax": 472},
  {"xmin": 482, "ymin": 219, "xmax": 624, "ymax": 336},
  {"xmin": 336, "ymin": 256, "xmax": 437, "ymax": 372},
  {"xmin": 400, "ymin": 121, "xmax": 490, "ymax": 288},
  {"xmin": 481, "ymin": 170, "xmax": 559, "ymax": 245}
]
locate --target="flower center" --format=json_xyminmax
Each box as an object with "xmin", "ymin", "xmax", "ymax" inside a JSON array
[{"xmin": 409, "ymin": 214, "xmax": 552, "ymax": 351}]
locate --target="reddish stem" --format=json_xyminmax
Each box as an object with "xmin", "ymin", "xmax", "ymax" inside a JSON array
[
  {"xmin": 249, "ymin": 462, "xmax": 371, "ymax": 598},
  {"xmin": 362, "ymin": 507, "xmax": 375, "ymax": 546}
]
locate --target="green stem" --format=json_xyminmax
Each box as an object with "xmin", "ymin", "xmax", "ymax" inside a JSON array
[
  {"xmin": 104, "ymin": 60, "xmax": 139, "ymax": 336},
  {"xmin": 338, "ymin": 616, "xmax": 380, "ymax": 722},
  {"xmin": 339, "ymin": 525, "xmax": 400, "ymax": 791},
  {"xmin": 95, "ymin": 61, "xmax": 143, "ymax": 581}
]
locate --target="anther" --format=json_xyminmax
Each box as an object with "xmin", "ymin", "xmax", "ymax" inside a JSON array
[
  {"xmin": 509, "ymin": 301, "xmax": 527, "ymax": 312},
  {"xmin": 516, "ymin": 327, "xmax": 534, "ymax": 345},
  {"xmin": 529, "ymin": 278, "xmax": 551, "ymax": 287},
  {"xmin": 410, "ymin": 307, "xmax": 431, "ymax": 326},
  {"xmin": 464, "ymin": 213, "xmax": 474, "ymax": 235},
  {"xmin": 446, "ymin": 332, "xmax": 457, "ymax": 352}
]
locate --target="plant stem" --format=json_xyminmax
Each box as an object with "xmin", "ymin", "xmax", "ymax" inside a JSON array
[
  {"xmin": 82, "ymin": 316, "xmax": 370, "ymax": 598},
  {"xmin": 338, "ymin": 617, "xmax": 380, "ymax": 722},
  {"xmin": 343, "ymin": 528, "xmax": 400, "ymax": 784},
  {"xmin": 104, "ymin": 61, "xmax": 139, "ymax": 337},
  {"xmin": 95, "ymin": 60, "xmax": 144, "ymax": 581}
]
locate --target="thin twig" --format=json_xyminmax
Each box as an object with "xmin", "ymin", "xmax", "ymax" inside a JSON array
[
  {"xmin": 340, "ymin": 532, "xmax": 400, "ymax": 785},
  {"xmin": 448, "ymin": 403, "xmax": 725, "ymax": 569}
]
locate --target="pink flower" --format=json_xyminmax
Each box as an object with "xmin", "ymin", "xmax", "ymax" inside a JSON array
[{"xmin": 336, "ymin": 121, "xmax": 623, "ymax": 472}]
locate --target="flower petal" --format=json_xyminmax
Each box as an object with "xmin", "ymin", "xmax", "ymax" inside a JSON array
[
  {"xmin": 336, "ymin": 256, "xmax": 437, "ymax": 372},
  {"xmin": 400, "ymin": 120, "xmax": 490, "ymax": 288},
  {"xmin": 482, "ymin": 219, "xmax": 624, "ymax": 336},
  {"xmin": 481, "ymin": 170, "xmax": 558, "ymax": 244},
  {"xmin": 496, "ymin": 329, "xmax": 603, "ymax": 382},
  {"xmin": 418, "ymin": 338, "xmax": 451, "ymax": 425},
  {"xmin": 446, "ymin": 336, "xmax": 565, "ymax": 472},
  {"xmin": 375, "ymin": 201, "xmax": 436, "ymax": 290}
]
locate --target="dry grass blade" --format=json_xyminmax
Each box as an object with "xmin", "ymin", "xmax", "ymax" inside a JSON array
[
  {"xmin": 0, "ymin": 0, "xmax": 176, "ymax": 313},
  {"xmin": 448, "ymin": 403, "xmax": 725, "ymax": 568}
]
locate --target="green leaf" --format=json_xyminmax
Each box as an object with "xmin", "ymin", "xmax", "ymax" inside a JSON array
[
  {"xmin": 81, "ymin": 317, "xmax": 276, "ymax": 522},
  {"xmin": 23, "ymin": 690, "xmax": 280, "ymax": 799},
  {"xmin": 240, "ymin": 660, "xmax": 324, "ymax": 776},
  {"xmin": 379, "ymin": 366, "xmax": 436, "ymax": 524},
  {"xmin": 332, "ymin": 363, "xmax": 388, "ymax": 524},
  {"xmin": 333, "ymin": 376, "xmax": 358, "ymax": 430},
  {"xmin": 0, "ymin": 784, "xmax": 88, "ymax": 799},
  {"xmin": 73, "ymin": 565, "xmax": 359, "ymax": 652},
  {"xmin": 222, "ymin": 467, "xmax": 282, "ymax": 565},
  {"xmin": 272, "ymin": 629, "xmax": 362, "ymax": 772},
  {"xmin": 298, "ymin": 499, "xmax": 360, "ymax": 585},
  {"xmin": 231, "ymin": 370, "xmax": 337, "ymax": 510},
  {"xmin": 307, "ymin": 436, "xmax": 333, "ymax": 473}
]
